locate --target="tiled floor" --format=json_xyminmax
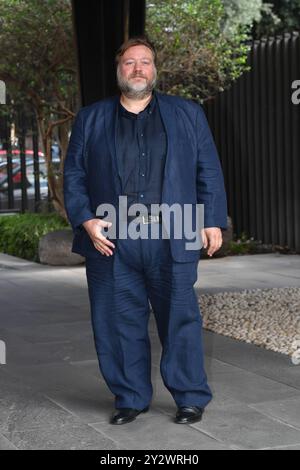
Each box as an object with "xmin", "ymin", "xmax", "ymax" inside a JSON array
[{"xmin": 0, "ymin": 252, "xmax": 299, "ymax": 450}]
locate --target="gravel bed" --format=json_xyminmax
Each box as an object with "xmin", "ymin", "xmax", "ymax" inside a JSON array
[{"xmin": 198, "ymin": 287, "xmax": 300, "ymax": 358}]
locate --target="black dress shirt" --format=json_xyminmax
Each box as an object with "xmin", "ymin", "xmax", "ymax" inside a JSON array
[{"xmin": 116, "ymin": 91, "xmax": 167, "ymax": 212}]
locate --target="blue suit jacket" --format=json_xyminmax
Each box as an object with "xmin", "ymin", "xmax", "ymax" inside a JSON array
[{"xmin": 63, "ymin": 91, "xmax": 228, "ymax": 262}]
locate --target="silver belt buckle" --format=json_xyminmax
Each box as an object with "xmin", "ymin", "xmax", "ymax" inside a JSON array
[{"xmin": 142, "ymin": 214, "xmax": 159, "ymax": 224}]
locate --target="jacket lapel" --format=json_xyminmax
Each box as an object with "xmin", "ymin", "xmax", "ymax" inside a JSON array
[
  {"xmin": 104, "ymin": 95, "xmax": 122, "ymax": 194},
  {"xmin": 155, "ymin": 91, "xmax": 177, "ymax": 201}
]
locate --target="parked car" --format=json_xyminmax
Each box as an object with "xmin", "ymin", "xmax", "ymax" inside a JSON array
[
  {"xmin": 0, "ymin": 149, "xmax": 44, "ymax": 164},
  {"xmin": 0, "ymin": 157, "xmax": 60, "ymax": 210}
]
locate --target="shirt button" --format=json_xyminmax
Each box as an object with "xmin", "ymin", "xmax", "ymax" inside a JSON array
[
  {"xmin": 142, "ymin": 153, "xmax": 145, "ymax": 156},
  {"xmin": 141, "ymin": 173, "xmax": 145, "ymax": 177},
  {"xmin": 141, "ymin": 133, "xmax": 143, "ymax": 137},
  {"xmin": 140, "ymin": 194, "xmax": 144, "ymax": 198}
]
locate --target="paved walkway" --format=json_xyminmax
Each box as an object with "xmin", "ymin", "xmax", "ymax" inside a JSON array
[{"xmin": 0, "ymin": 252, "xmax": 299, "ymax": 450}]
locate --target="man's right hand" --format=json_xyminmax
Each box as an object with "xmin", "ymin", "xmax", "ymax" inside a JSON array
[{"xmin": 82, "ymin": 219, "xmax": 115, "ymax": 256}]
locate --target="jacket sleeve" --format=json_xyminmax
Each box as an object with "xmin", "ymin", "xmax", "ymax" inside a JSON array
[
  {"xmin": 195, "ymin": 105, "xmax": 228, "ymax": 230},
  {"xmin": 63, "ymin": 109, "xmax": 95, "ymax": 233}
]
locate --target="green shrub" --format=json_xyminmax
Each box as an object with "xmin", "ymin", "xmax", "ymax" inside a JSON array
[
  {"xmin": 0, "ymin": 212, "xmax": 70, "ymax": 262},
  {"xmin": 227, "ymin": 232, "xmax": 257, "ymax": 254}
]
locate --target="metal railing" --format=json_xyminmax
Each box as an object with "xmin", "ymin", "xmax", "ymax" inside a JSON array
[{"xmin": 0, "ymin": 110, "xmax": 52, "ymax": 214}]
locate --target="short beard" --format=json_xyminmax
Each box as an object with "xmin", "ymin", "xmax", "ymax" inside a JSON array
[{"xmin": 117, "ymin": 66, "xmax": 157, "ymax": 100}]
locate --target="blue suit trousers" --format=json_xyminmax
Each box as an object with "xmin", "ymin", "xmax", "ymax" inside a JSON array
[{"xmin": 85, "ymin": 222, "xmax": 212, "ymax": 410}]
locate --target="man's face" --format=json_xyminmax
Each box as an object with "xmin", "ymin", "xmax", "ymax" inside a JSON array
[{"xmin": 117, "ymin": 45, "xmax": 157, "ymax": 98}]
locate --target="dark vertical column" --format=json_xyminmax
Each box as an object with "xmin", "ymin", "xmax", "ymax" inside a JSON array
[
  {"xmin": 252, "ymin": 40, "xmax": 263, "ymax": 243},
  {"xmin": 246, "ymin": 47, "xmax": 256, "ymax": 238},
  {"xmin": 239, "ymin": 68, "xmax": 249, "ymax": 236},
  {"xmin": 71, "ymin": 0, "xmax": 146, "ymax": 106},
  {"xmin": 128, "ymin": 0, "xmax": 146, "ymax": 37},
  {"xmin": 259, "ymin": 38, "xmax": 271, "ymax": 244},
  {"xmin": 218, "ymin": 87, "xmax": 228, "ymax": 195},
  {"xmin": 225, "ymin": 87, "xmax": 235, "ymax": 235},
  {"xmin": 267, "ymin": 37, "xmax": 279, "ymax": 247},
  {"xmin": 232, "ymin": 71, "xmax": 242, "ymax": 236},
  {"xmin": 275, "ymin": 35, "xmax": 286, "ymax": 247}
]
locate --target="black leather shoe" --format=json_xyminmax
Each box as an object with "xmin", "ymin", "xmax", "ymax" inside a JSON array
[
  {"xmin": 110, "ymin": 406, "xmax": 149, "ymax": 425},
  {"xmin": 175, "ymin": 406, "xmax": 204, "ymax": 424}
]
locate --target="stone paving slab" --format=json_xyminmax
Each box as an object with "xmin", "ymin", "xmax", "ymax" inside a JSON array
[
  {"xmin": 195, "ymin": 253, "xmax": 300, "ymax": 292},
  {"xmin": 90, "ymin": 415, "xmax": 232, "ymax": 450},
  {"xmin": 0, "ymin": 251, "xmax": 299, "ymax": 450},
  {"xmin": 2, "ymin": 424, "xmax": 119, "ymax": 451},
  {"xmin": 0, "ymin": 433, "xmax": 18, "ymax": 450},
  {"xmin": 152, "ymin": 357, "xmax": 300, "ymax": 410},
  {"xmin": 264, "ymin": 443, "xmax": 300, "ymax": 450},
  {"xmin": 189, "ymin": 403, "xmax": 300, "ymax": 450},
  {"xmin": 248, "ymin": 396, "xmax": 300, "ymax": 430},
  {"xmin": 45, "ymin": 389, "xmax": 163, "ymax": 426},
  {"xmin": 202, "ymin": 331, "xmax": 300, "ymax": 390}
]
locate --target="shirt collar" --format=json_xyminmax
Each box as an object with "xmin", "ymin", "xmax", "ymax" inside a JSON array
[{"xmin": 119, "ymin": 91, "xmax": 156, "ymax": 119}]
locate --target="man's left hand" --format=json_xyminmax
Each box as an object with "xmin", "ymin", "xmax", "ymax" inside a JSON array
[{"xmin": 201, "ymin": 227, "xmax": 223, "ymax": 257}]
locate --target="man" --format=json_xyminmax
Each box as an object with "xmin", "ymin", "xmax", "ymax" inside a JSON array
[{"xmin": 63, "ymin": 37, "xmax": 227, "ymax": 425}]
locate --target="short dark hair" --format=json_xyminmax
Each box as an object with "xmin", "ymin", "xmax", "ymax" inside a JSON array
[{"xmin": 115, "ymin": 36, "xmax": 156, "ymax": 65}]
